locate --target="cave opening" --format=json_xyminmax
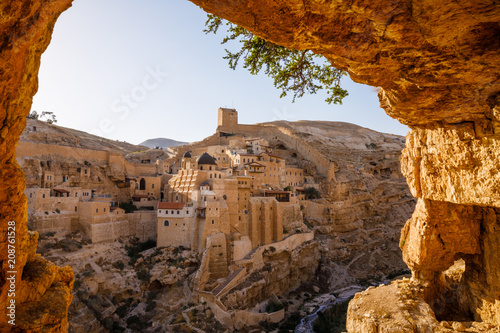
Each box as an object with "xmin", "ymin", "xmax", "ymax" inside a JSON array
[{"xmin": 429, "ymin": 258, "xmax": 475, "ymax": 323}]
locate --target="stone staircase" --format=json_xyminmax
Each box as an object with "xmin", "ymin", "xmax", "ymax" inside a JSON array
[
  {"xmin": 211, "ymin": 267, "xmax": 245, "ymax": 297},
  {"xmin": 181, "ymin": 306, "xmax": 206, "ymax": 333}
]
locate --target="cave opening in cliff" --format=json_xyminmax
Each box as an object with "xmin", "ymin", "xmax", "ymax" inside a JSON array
[{"xmin": 430, "ymin": 258, "xmax": 475, "ymax": 323}]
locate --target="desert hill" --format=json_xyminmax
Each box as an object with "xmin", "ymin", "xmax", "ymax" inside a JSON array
[
  {"xmin": 21, "ymin": 119, "xmax": 148, "ymax": 155},
  {"xmin": 139, "ymin": 137, "xmax": 188, "ymax": 150}
]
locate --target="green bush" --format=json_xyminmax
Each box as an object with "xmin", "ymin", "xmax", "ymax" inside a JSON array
[
  {"xmin": 137, "ymin": 268, "xmax": 151, "ymax": 282},
  {"xmin": 112, "ymin": 261, "xmax": 125, "ymax": 270},
  {"xmin": 55, "ymin": 208, "xmax": 60, "ymax": 214},
  {"xmin": 115, "ymin": 305, "xmax": 128, "ymax": 318},
  {"xmin": 118, "ymin": 202, "xmax": 138, "ymax": 214},
  {"xmin": 125, "ymin": 239, "xmax": 157, "ymax": 264},
  {"xmin": 304, "ymin": 187, "xmax": 320, "ymax": 199},
  {"xmin": 126, "ymin": 315, "xmax": 150, "ymax": 331},
  {"xmin": 146, "ymin": 300, "xmax": 156, "ymax": 312}
]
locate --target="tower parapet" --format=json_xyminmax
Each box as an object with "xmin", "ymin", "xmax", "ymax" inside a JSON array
[{"xmin": 217, "ymin": 107, "xmax": 238, "ymax": 134}]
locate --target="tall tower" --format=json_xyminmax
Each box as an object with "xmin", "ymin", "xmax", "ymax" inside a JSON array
[{"xmin": 217, "ymin": 107, "xmax": 238, "ymax": 133}]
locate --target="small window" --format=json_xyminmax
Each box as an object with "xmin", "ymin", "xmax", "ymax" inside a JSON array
[
  {"xmin": 75, "ymin": 206, "xmax": 77, "ymax": 212},
  {"xmin": 186, "ymin": 210, "xmax": 189, "ymax": 214},
  {"xmin": 104, "ymin": 208, "xmax": 106, "ymax": 212},
  {"xmin": 29, "ymin": 193, "xmax": 32, "ymax": 198},
  {"xmin": 177, "ymin": 210, "xmax": 180, "ymax": 214},
  {"xmin": 159, "ymin": 210, "xmax": 162, "ymax": 214},
  {"xmin": 152, "ymin": 184, "xmax": 155, "ymax": 189},
  {"xmin": 164, "ymin": 221, "xmax": 169, "ymax": 227},
  {"xmin": 75, "ymin": 192, "xmax": 78, "ymax": 197},
  {"xmin": 43, "ymin": 194, "xmax": 45, "ymax": 198},
  {"xmin": 171, "ymin": 210, "xmax": 174, "ymax": 214},
  {"xmin": 96, "ymin": 209, "xmax": 98, "ymax": 213},
  {"xmin": 212, "ymin": 220, "xmax": 215, "ymax": 224}
]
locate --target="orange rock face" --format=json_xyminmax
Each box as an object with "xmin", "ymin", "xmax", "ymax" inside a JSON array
[
  {"xmin": 188, "ymin": 0, "xmax": 500, "ymax": 330},
  {"xmin": 0, "ymin": 1, "xmax": 74, "ymax": 332},
  {"xmin": 0, "ymin": 0, "xmax": 499, "ymax": 331}
]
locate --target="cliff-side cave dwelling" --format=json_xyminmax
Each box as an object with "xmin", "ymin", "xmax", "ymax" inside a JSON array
[{"xmin": 0, "ymin": 0, "xmax": 499, "ymax": 332}]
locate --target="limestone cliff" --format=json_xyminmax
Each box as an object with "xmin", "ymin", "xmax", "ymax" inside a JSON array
[
  {"xmin": 1, "ymin": 0, "xmax": 499, "ymax": 332},
  {"xmin": 0, "ymin": 1, "xmax": 74, "ymax": 332},
  {"xmin": 262, "ymin": 121, "xmax": 416, "ymax": 288},
  {"xmin": 185, "ymin": 0, "xmax": 500, "ymax": 331}
]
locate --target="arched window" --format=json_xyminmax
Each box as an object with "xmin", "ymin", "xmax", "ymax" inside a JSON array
[
  {"xmin": 140, "ymin": 178, "xmax": 146, "ymax": 190},
  {"xmin": 164, "ymin": 220, "xmax": 169, "ymax": 226}
]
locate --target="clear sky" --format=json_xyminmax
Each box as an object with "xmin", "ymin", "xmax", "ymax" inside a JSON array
[{"xmin": 32, "ymin": 0, "xmax": 409, "ymax": 144}]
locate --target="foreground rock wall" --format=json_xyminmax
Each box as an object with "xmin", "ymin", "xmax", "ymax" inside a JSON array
[
  {"xmin": 188, "ymin": 0, "xmax": 500, "ymax": 330},
  {"xmin": 1, "ymin": 0, "xmax": 499, "ymax": 331},
  {"xmin": 0, "ymin": 1, "xmax": 74, "ymax": 331}
]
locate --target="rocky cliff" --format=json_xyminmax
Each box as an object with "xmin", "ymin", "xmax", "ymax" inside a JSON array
[
  {"xmin": 263, "ymin": 121, "xmax": 416, "ymax": 289},
  {"xmin": 0, "ymin": 1, "xmax": 74, "ymax": 332},
  {"xmin": 1, "ymin": 0, "xmax": 499, "ymax": 332},
  {"xmin": 22, "ymin": 119, "xmax": 148, "ymax": 154},
  {"xmin": 184, "ymin": 0, "xmax": 500, "ymax": 331}
]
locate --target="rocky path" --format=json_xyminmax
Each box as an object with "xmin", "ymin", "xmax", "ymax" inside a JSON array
[{"xmin": 182, "ymin": 306, "xmax": 206, "ymax": 333}]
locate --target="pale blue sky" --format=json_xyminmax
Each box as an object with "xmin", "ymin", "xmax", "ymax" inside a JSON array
[{"xmin": 32, "ymin": 0, "xmax": 409, "ymax": 144}]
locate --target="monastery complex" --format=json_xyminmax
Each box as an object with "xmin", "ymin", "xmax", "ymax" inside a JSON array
[
  {"xmin": 17, "ymin": 108, "xmax": 323, "ymax": 282},
  {"xmin": 15, "ymin": 107, "xmax": 413, "ymax": 330}
]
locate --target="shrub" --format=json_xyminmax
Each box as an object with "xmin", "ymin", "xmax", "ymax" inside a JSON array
[
  {"xmin": 125, "ymin": 239, "xmax": 156, "ymax": 264},
  {"xmin": 146, "ymin": 300, "xmax": 156, "ymax": 312},
  {"xmin": 115, "ymin": 305, "xmax": 128, "ymax": 318},
  {"xmin": 55, "ymin": 208, "xmax": 60, "ymax": 214},
  {"xmin": 137, "ymin": 268, "xmax": 151, "ymax": 282},
  {"xmin": 113, "ymin": 261, "xmax": 125, "ymax": 270},
  {"xmin": 119, "ymin": 202, "xmax": 138, "ymax": 214},
  {"xmin": 304, "ymin": 187, "xmax": 320, "ymax": 199},
  {"xmin": 126, "ymin": 315, "xmax": 150, "ymax": 330}
]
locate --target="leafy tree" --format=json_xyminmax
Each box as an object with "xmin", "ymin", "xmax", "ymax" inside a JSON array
[
  {"xmin": 204, "ymin": 14, "xmax": 348, "ymax": 104},
  {"xmin": 304, "ymin": 187, "xmax": 320, "ymax": 199},
  {"xmin": 27, "ymin": 111, "xmax": 39, "ymax": 119},
  {"xmin": 40, "ymin": 111, "xmax": 57, "ymax": 124}
]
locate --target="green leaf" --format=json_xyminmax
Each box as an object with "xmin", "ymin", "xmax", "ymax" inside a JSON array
[{"xmin": 204, "ymin": 14, "xmax": 348, "ymax": 104}]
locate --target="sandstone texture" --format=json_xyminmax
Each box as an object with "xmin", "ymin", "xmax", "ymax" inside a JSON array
[
  {"xmin": 187, "ymin": 0, "xmax": 500, "ymax": 331},
  {"xmin": 0, "ymin": 1, "xmax": 74, "ymax": 332},
  {"xmin": 1, "ymin": 0, "xmax": 499, "ymax": 332}
]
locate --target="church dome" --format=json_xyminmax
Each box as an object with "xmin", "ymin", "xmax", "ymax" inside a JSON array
[
  {"xmin": 197, "ymin": 152, "xmax": 217, "ymax": 165},
  {"xmin": 183, "ymin": 151, "xmax": 192, "ymax": 158}
]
